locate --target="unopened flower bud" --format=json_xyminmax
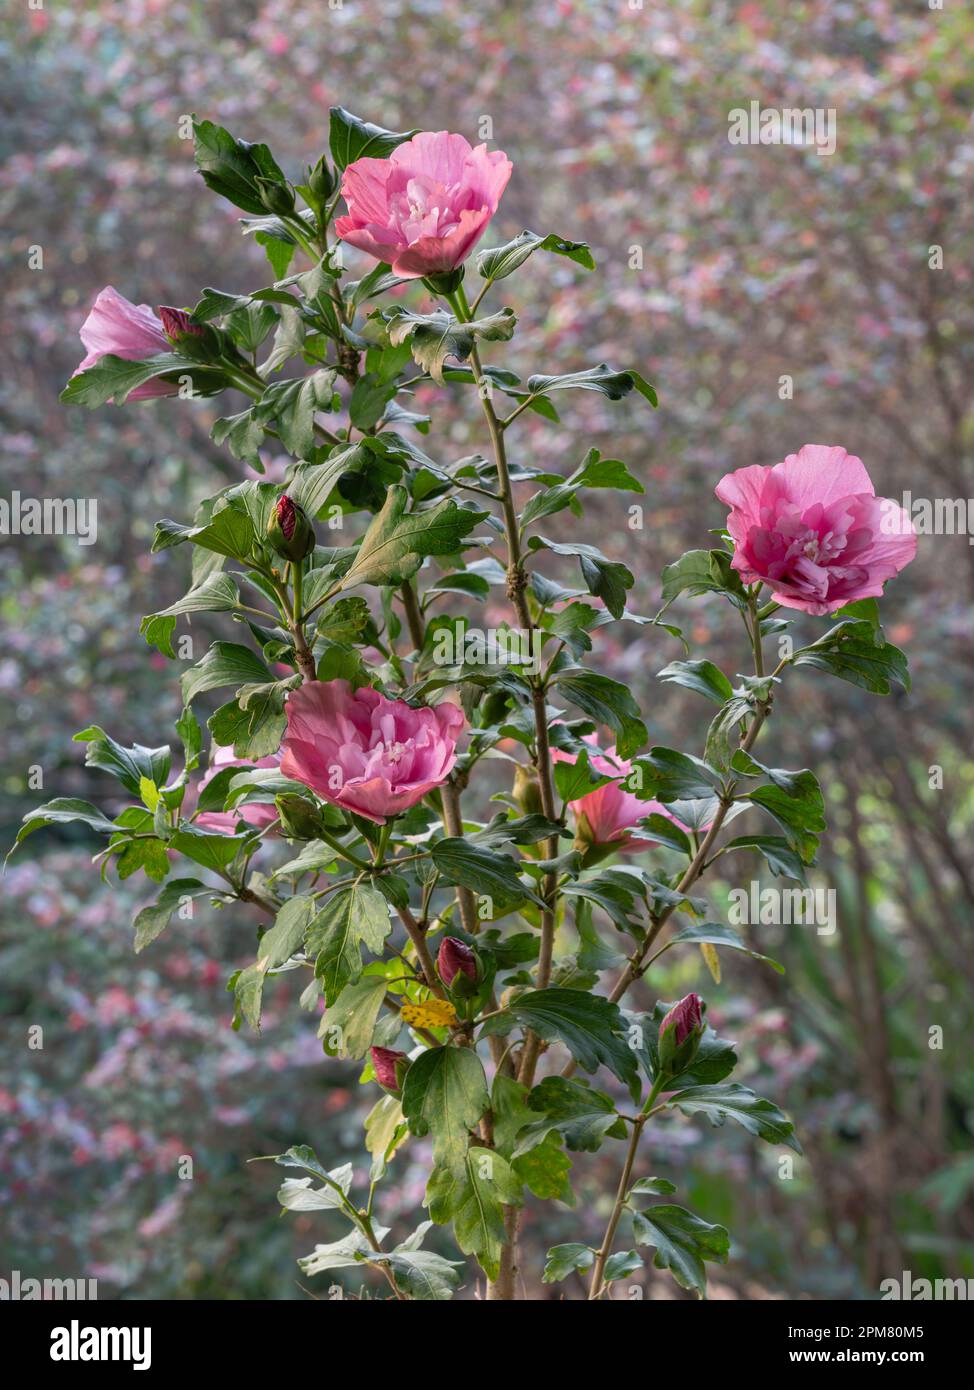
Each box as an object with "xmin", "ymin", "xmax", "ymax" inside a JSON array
[
  {"xmin": 274, "ymin": 793, "xmax": 324, "ymax": 841},
  {"xmin": 658, "ymin": 993, "xmax": 704, "ymax": 1077},
  {"xmin": 267, "ymin": 493, "xmax": 315, "ymax": 563},
  {"xmin": 371, "ymin": 1046, "xmax": 409, "ymax": 1095},
  {"xmin": 422, "ymin": 267, "xmax": 465, "ymax": 297},
  {"xmin": 158, "ymin": 306, "xmax": 204, "ymax": 342},
  {"xmin": 437, "ymin": 936, "xmax": 479, "ymax": 988},
  {"xmin": 307, "ymin": 154, "xmax": 336, "ymax": 203},
  {"xmin": 255, "ymin": 176, "xmax": 296, "ymax": 217},
  {"xmin": 513, "ymin": 764, "xmax": 543, "ymax": 818}
]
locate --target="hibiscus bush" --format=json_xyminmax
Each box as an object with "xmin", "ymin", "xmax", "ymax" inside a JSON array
[{"xmin": 15, "ymin": 109, "xmax": 917, "ymax": 1301}]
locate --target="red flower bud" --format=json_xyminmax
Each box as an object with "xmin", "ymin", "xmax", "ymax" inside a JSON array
[
  {"xmin": 657, "ymin": 992, "xmax": 705, "ymax": 1078},
  {"xmin": 437, "ymin": 936, "xmax": 478, "ymax": 987},
  {"xmin": 370, "ymin": 1046, "xmax": 408, "ymax": 1094},
  {"xmin": 267, "ymin": 493, "xmax": 315, "ymax": 562},
  {"xmin": 659, "ymin": 992, "xmax": 703, "ymax": 1047},
  {"xmin": 158, "ymin": 306, "xmax": 204, "ymax": 341}
]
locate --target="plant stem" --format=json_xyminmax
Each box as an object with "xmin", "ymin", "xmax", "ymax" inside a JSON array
[
  {"xmin": 398, "ymin": 902, "xmax": 444, "ymax": 996},
  {"xmin": 290, "ymin": 560, "xmax": 317, "ymax": 683},
  {"xmin": 449, "ymin": 284, "xmax": 560, "ymax": 1091},
  {"xmin": 587, "ymin": 1075, "xmax": 665, "ymax": 1300},
  {"xmin": 399, "ymin": 578, "xmax": 481, "ymax": 938},
  {"xmin": 448, "ymin": 282, "xmax": 563, "ymax": 1301}
]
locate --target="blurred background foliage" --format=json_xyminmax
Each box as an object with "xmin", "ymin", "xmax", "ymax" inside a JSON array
[{"xmin": 1, "ymin": 0, "xmax": 972, "ymax": 1299}]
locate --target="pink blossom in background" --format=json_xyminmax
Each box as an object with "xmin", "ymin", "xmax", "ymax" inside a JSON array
[
  {"xmin": 280, "ymin": 679, "xmax": 463, "ymax": 823},
  {"xmin": 194, "ymin": 745, "xmax": 281, "ymax": 835},
  {"xmin": 716, "ymin": 444, "xmax": 916, "ymax": 615},
  {"xmin": 335, "ymin": 130, "xmax": 512, "ymax": 278},
  {"xmin": 73, "ymin": 287, "xmax": 177, "ymax": 400},
  {"xmin": 552, "ymin": 736, "xmax": 698, "ymax": 852}
]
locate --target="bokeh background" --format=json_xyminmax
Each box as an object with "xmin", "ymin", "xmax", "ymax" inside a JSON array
[{"xmin": 2, "ymin": 0, "xmax": 973, "ymax": 1300}]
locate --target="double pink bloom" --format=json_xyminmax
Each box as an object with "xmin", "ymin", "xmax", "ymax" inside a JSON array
[
  {"xmin": 716, "ymin": 444, "xmax": 916, "ymax": 615},
  {"xmin": 336, "ymin": 130, "xmax": 512, "ymax": 279},
  {"xmin": 280, "ymin": 679, "xmax": 464, "ymax": 824}
]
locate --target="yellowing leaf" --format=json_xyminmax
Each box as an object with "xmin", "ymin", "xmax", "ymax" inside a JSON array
[
  {"xmin": 700, "ymin": 941, "xmax": 721, "ymax": 984},
  {"xmin": 401, "ymin": 998, "xmax": 458, "ymax": 1029},
  {"xmin": 139, "ymin": 776, "xmax": 160, "ymax": 811}
]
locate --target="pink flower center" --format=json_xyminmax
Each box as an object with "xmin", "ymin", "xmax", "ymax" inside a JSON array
[{"xmin": 391, "ymin": 175, "xmax": 463, "ymax": 245}]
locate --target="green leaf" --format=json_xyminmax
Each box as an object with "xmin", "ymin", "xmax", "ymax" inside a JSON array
[
  {"xmin": 328, "ymin": 107, "xmax": 418, "ymax": 170},
  {"xmin": 603, "ymin": 1250, "xmax": 643, "ymax": 1282},
  {"xmin": 571, "ymin": 449, "xmax": 643, "ymax": 493},
  {"xmin": 552, "ymin": 670, "xmax": 647, "ymax": 758},
  {"xmin": 320, "ymin": 972, "xmax": 388, "ymax": 1059},
  {"xmin": 721, "ymin": 834, "xmax": 807, "ymax": 883},
  {"xmin": 288, "ymin": 443, "xmax": 368, "ymax": 516},
  {"xmin": 306, "ymin": 882, "xmax": 391, "ymax": 1006},
  {"xmin": 297, "ymin": 1230, "xmax": 373, "ymax": 1277},
  {"xmin": 382, "ymin": 306, "xmax": 517, "ymax": 383},
  {"xmin": 208, "ymin": 695, "xmax": 288, "ymax": 762},
  {"xmin": 278, "ymin": 1168, "xmax": 352, "ymax": 1212},
  {"xmin": 341, "ymin": 484, "xmax": 484, "ymax": 590},
  {"xmin": 349, "ymin": 372, "xmax": 398, "ymax": 431},
  {"xmin": 73, "ymin": 726, "xmax": 171, "ymax": 797},
  {"xmin": 626, "ymin": 747, "xmax": 722, "ymax": 803},
  {"xmin": 525, "ymin": 362, "xmax": 657, "ymax": 406},
  {"xmin": 193, "ymin": 117, "xmax": 288, "ymax": 215},
  {"xmin": 631, "ymin": 1204, "xmax": 729, "ymax": 1297},
  {"xmin": 133, "ymin": 878, "xmax": 209, "ymax": 953},
  {"xmin": 553, "ymin": 748, "xmax": 614, "ymax": 804},
  {"xmin": 426, "ymin": 1148, "xmax": 522, "ymax": 1282},
  {"xmin": 401, "ymin": 1046, "xmax": 490, "ymax": 1174},
  {"xmin": 542, "ymin": 1243, "xmax": 595, "ymax": 1283},
  {"xmin": 669, "ymin": 1082, "xmax": 802, "ymax": 1153},
  {"xmin": 232, "ymin": 896, "xmax": 318, "ymax": 1031},
  {"xmin": 513, "ymin": 1076, "xmax": 627, "ymax": 1156},
  {"xmin": 477, "ymin": 230, "xmax": 596, "ymax": 281},
  {"xmin": 743, "ymin": 767, "xmax": 825, "ymax": 864},
  {"xmin": 657, "ymin": 659, "xmax": 734, "ymax": 704},
  {"xmin": 364, "ymin": 1094, "xmax": 408, "ymax": 1182},
  {"xmin": 431, "ymin": 837, "xmax": 540, "ymax": 914},
  {"xmin": 629, "ymin": 1176, "xmax": 677, "ymax": 1196},
  {"xmin": 791, "ymin": 620, "xmax": 910, "ymax": 694},
  {"xmin": 631, "ymin": 814, "xmax": 693, "ymax": 856},
  {"xmin": 141, "ymin": 574, "xmax": 240, "ymax": 657},
  {"xmin": 513, "ymin": 1135, "xmax": 574, "ymax": 1204},
  {"xmin": 181, "ymin": 642, "xmax": 273, "ymax": 706},
  {"xmin": 660, "ymin": 548, "xmax": 748, "ymax": 606},
  {"xmin": 60, "ymin": 353, "xmax": 219, "ymax": 408},
  {"xmin": 497, "ymin": 989, "xmax": 639, "ymax": 1092},
  {"xmin": 663, "ymin": 921, "xmax": 784, "ymax": 974},
  {"xmin": 374, "ymin": 1234, "xmax": 464, "ymax": 1301},
  {"xmin": 10, "ymin": 797, "xmax": 119, "ymax": 855},
  {"xmin": 170, "ymin": 825, "xmax": 245, "ymax": 873},
  {"xmin": 257, "ymin": 369, "xmax": 338, "ymax": 458},
  {"xmin": 527, "ymin": 537, "xmax": 634, "ymax": 619}
]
